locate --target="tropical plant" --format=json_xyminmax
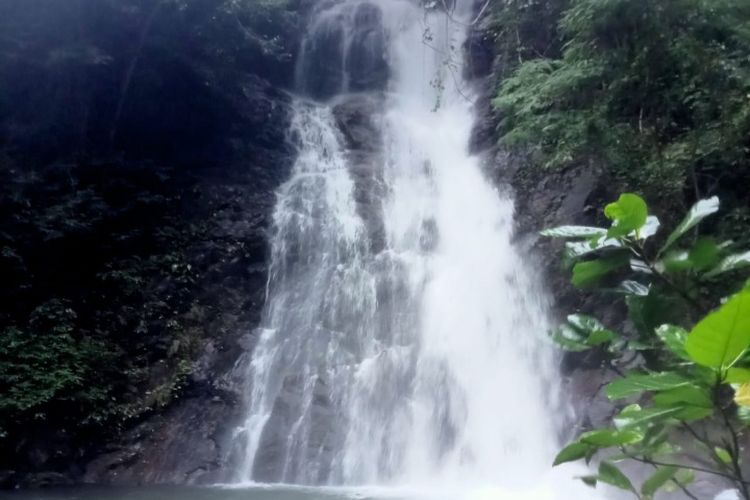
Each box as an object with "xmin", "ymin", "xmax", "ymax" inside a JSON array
[{"xmin": 544, "ymin": 193, "xmax": 750, "ymax": 499}]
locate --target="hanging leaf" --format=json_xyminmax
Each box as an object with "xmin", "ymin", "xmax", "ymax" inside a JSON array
[
  {"xmin": 541, "ymin": 226, "xmax": 607, "ymax": 238},
  {"xmin": 705, "ymin": 251, "xmax": 750, "ymax": 278},
  {"xmin": 553, "ymin": 442, "xmax": 592, "ymax": 466},
  {"xmin": 597, "ymin": 461, "xmax": 635, "ymax": 492},
  {"xmin": 685, "ymin": 289, "xmax": 750, "ymax": 369},
  {"xmin": 641, "ymin": 466, "xmax": 677, "ymax": 498},
  {"xmin": 578, "ymin": 475, "xmax": 598, "ymax": 488},
  {"xmin": 604, "ymin": 193, "xmax": 648, "ymax": 238},
  {"xmin": 660, "ymin": 197, "xmax": 719, "ymax": 254},
  {"xmin": 655, "ymin": 324, "xmax": 690, "ymax": 361},
  {"xmin": 605, "ymin": 372, "xmax": 690, "ymax": 399}
]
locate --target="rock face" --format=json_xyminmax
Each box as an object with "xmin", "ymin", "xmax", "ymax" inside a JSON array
[
  {"xmin": 0, "ymin": 0, "xmax": 304, "ymax": 488},
  {"xmin": 297, "ymin": 1, "xmax": 388, "ymax": 100}
]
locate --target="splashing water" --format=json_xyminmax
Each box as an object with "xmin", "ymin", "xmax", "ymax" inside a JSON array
[{"xmin": 229, "ymin": 0, "xmax": 602, "ymax": 498}]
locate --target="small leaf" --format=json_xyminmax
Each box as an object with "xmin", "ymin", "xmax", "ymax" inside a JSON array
[
  {"xmin": 614, "ymin": 405, "xmax": 683, "ymax": 430},
  {"xmin": 541, "ymin": 226, "xmax": 607, "ymax": 238},
  {"xmin": 630, "ymin": 258, "xmax": 654, "ymax": 274},
  {"xmin": 735, "ymin": 383, "xmax": 750, "ymax": 408},
  {"xmin": 639, "ymin": 216, "xmax": 661, "ymax": 240},
  {"xmin": 688, "ymin": 237, "xmax": 720, "ymax": 271},
  {"xmin": 579, "ymin": 428, "xmax": 643, "ymax": 447},
  {"xmin": 551, "ymin": 324, "xmax": 591, "ymax": 352},
  {"xmin": 655, "ymin": 324, "xmax": 690, "ymax": 361},
  {"xmin": 715, "ymin": 447, "xmax": 732, "ymax": 465},
  {"xmin": 605, "ymin": 372, "xmax": 690, "ymax": 399},
  {"xmin": 685, "ymin": 289, "xmax": 750, "ymax": 368},
  {"xmin": 641, "ymin": 466, "xmax": 677, "ymax": 497},
  {"xmin": 661, "ymin": 197, "xmax": 719, "ymax": 253},
  {"xmin": 604, "ymin": 193, "xmax": 648, "ymax": 238},
  {"xmin": 705, "ymin": 251, "xmax": 750, "ymax": 278},
  {"xmin": 567, "ymin": 314, "xmax": 616, "ymax": 345},
  {"xmin": 579, "ymin": 475, "xmax": 598, "ymax": 488},
  {"xmin": 617, "ymin": 280, "xmax": 649, "ymax": 296},
  {"xmin": 598, "ymin": 461, "xmax": 634, "ymax": 492},
  {"xmin": 572, "ymin": 254, "xmax": 630, "ymax": 287},
  {"xmin": 553, "ymin": 442, "xmax": 592, "ymax": 466},
  {"xmin": 565, "ymin": 236, "xmax": 622, "ymax": 259}
]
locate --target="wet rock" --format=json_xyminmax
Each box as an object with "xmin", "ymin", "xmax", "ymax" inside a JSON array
[
  {"xmin": 19, "ymin": 472, "xmax": 74, "ymax": 489},
  {"xmin": 332, "ymin": 93, "xmax": 387, "ymax": 252},
  {"xmin": 298, "ymin": 2, "xmax": 388, "ymax": 100}
]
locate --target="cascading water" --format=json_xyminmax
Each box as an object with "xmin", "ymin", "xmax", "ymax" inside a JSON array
[{"xmin": 229, "ymin": 0, "xmax": 600, "ymax": 497}]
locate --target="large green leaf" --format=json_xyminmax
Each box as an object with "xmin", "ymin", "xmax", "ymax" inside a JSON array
[
  {"xmin": 688, "ymin": 238, "xmax": 720, "ymax": 271},
  {"xmin": 605, "ymin": 372, "xmax": 690, "ymax": 399},
  {"xmin": 572, "ymin": 253, "xmax": 629, "ymax": 287},
  {"xmin": 652, "ymin": 385, "xmax": 712, "ymax": 409},
  {"xmin": 705, "ymin": 251, "xmax": 750, "ymax": 278},
  {"xmin": 685, "ymin": 289, "xmax": 750, "ymax": 368},
  {"xmin": 597, "ymin": 461, "xmax": 634, "ymax": 492},
  {"xmin": 660, "ymin": 196, "xmax": 719, "ymax": 254},
  {"xmin": 553, "ymin": 442, "xmax": 592, "ymax": 466},
  {"xmin": 604, "ymin": 193, "xmax": 648, "ymax": 238},
  {"xmin": 641, "ymin": 466, "xmax": 677, "ymax": 498},
  {"xmin": 541, "ymin": 226, "xmax": 606, "ymax": 238},
  {"xmin": 655, "ymin": 324, "xmax": 690, "ymax": 361}
]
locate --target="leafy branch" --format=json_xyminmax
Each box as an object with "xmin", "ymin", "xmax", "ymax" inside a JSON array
[{"xmin": 544, "ymin": 193, "xmax": 750, "ymax": 499}]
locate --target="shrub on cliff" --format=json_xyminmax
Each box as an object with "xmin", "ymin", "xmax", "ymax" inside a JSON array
[{"xmin": 493, "ymin": 0, "xmax": 750, "ymax": 208}]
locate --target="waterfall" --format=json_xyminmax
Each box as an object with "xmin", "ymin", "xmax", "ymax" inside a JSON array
[{"xmin": 229, "ymin": 0, "xmax": 598, "ymax": 497}]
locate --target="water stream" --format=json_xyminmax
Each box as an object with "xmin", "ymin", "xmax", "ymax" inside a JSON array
[{"xmin": 227, "ymin": 0, "xmax": 599, "ymax": 498}]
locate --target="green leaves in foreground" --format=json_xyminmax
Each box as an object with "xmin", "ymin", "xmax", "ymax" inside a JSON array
[
  {"xmin": 685, "ymin": 289, "xmax": 750, "ymax": 369},
  {"xmin": 543, "ymin": 194, "xmax": 750, "ymax": 498}
]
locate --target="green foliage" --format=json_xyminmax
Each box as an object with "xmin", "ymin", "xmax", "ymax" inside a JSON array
[
  {"xmin": 0, "ymin": 302, "xmax": 117, "ymax": 435},
  {"xmin": 545, "ymin": 194, "xmax": 750, "ymax": 499},
  {"xmin": 494, "ymin": 0, "xmax": 750, "ymax": 203}
]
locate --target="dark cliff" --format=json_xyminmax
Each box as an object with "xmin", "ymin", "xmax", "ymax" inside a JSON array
[{"xmin": 0, "ymin": 0, "xmax": 305, "ymax": 487}]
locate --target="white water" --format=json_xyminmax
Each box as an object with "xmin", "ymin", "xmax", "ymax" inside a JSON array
[{"xmin": 230, "ymin": 0, "xmax": 601, "ymax": 498}]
